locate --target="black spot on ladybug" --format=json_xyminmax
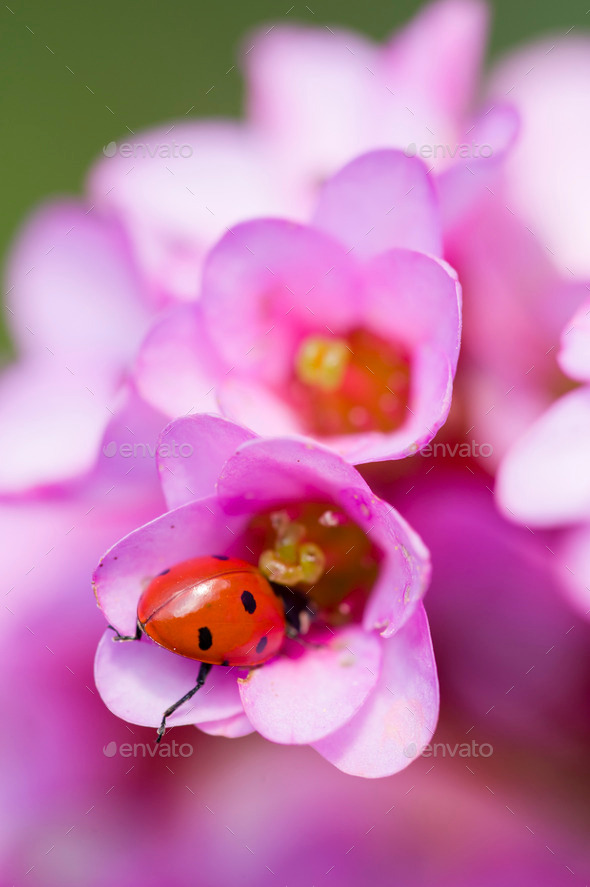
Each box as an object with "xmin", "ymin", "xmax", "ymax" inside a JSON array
[
  {"xmin": 212, "ymin": 555, "xmax": 229, "ymax": 561},
  {"xmin": 221, "ymin": 659, "xmax": 229, "ymax": 667},
  {"xmin": 198, "ymin": 627, "xmax": 213, "ymax": 651},
  {"xmin": 157, "ymin": 568, "xmax": 170, "ymax": 577},
  {"xmin": 241, "ymin": 590, "xmax": 256, "ymax": 614},
  {"xmin": 256, "ymin": 637, "xmax": 267, "ymax": 655}
]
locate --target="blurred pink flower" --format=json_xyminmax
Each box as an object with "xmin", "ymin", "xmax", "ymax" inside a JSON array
[
  {"xmin": 136, "ymin": 149, "xmax": 461, "ymax": 464},
  {"xmin": 243, "ymin": 0, "xmax": 517, "ymax": 224},
  {"xmin": 441, "ymin": 31, "xmax": 590, "ymax": 465},
  {"xmin": 0, "ymin": 0, "xmax": 511, "ymax": 494},
  {"xmin": 496, "ymin": 299, "xmax": 590, "ymax": 619},
  {"xmin": 0, "ymin": 206, "xmax": 160, "ymax": 493},
  {"xmin": 93, "ymin": 415, "xmax": 438, "ymax": 777},
  {"xmin": 390, "ymin": 468, "xmax": 590, "ymax": 748},
  {"xmin": 489, "ymin": 37, "xmax": 590, "ymax": 280},
  {"xmin": 87, "ymin": 1, "xmax": 516, "ymax": 302}
]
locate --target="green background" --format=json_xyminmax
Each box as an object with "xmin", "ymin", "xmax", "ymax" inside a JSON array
[{"xmin": 1, "ymin": 0, "xmax": 588, "ymax": 348}]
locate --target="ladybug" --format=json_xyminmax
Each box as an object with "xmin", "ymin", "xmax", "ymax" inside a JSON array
[{"xmin": 111, "ymin": 554, "xmax": 310, "ymax": 741}]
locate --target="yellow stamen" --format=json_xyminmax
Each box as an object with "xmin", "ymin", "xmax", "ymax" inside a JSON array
[
  {"xmin": 295, "ymin": 336, "xmax": 349, "ymax": 392},
  {"xmin": 259, "ymin": 512, "xmax": 326, "ymax": 587}
]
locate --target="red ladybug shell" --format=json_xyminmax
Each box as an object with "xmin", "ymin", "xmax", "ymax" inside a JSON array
[{"xmin": 137, "ymin": 556, "xmax": 286, "ymax": 666}]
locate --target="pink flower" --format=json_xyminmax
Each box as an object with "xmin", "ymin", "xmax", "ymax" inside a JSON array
[
  {"xmin": 489, "ymin": 36, "xmax": 590, "ymax": 279},
  {"xmin": 242, "ymin": 0, "xmax": 517, "ymax": 223},
  {"xmin": 87, "ymin": 1, "xmax": 516, "ymax": 303},
  {"xmin": 0, "ymin": 205, "xmax": 159, "ymax": 494},
  {"xmin": 496, "ymin": 299, "xmax": 590, "ymax": 619},
  {"xmin": 2, "ymin": 1, "xmax": 510, "ymax": 494},
  {"xmin": 441, "ymin": 31, "xmax": 590, "ymax": 467},
  {"xmin": 394, "ymin": 469, "xmax": 590, "ymax": 747},
  {"xmin": 136, "ymin": 149, "xmax": 462, "ymax": 464},
  {"xmin": 93, "ymin": 415, "xmax": 438, "ymax": 778},
  {"xmin": 497, "ymin": 298, "xmax": 590, "ymax": 527}
]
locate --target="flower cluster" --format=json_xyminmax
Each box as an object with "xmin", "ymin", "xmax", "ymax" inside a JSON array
[{"xmin": 3, "ymin": 0, "xmax": 590, "ymax": 836}]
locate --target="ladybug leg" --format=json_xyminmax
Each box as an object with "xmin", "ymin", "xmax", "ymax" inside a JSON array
[
  {"xmin": 109, "ymin": 621, "xmax": 142, "ymax": 642},
  {"xmin": 156, "ymin": 662, "xmax": 212, "ymax": 743}
]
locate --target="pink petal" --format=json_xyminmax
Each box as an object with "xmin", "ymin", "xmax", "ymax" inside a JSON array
[
  {"xmin": 88, "ymin": 122, "xmax": 305, "ymax": 301},
  {"xmin": 217, "ymin": 436, "xmax": 376, "ymax": 514},
  {"xmin": 239, "ymin": 626, "xmax": 382, "ymax": 744},
  {"xmin": 0, "ymin": 359, "xmax": 113, "ymax": 493},
  {"xmin": 325, "ymin": 249, "xmax": 460, "ymax": 463},
  {"xmin": 437, "ymin": 104, "xmax": 520, "ymax": 233},
  {"xmin": 497, "ymin": 387, "xmax": 590, "ymax": 526},
  {"xmin": 135, "ymin": 304, "xmax": 223, "ymax": 418},
  {"xmin": 95, "ymin": 631, "xmax": 244, "ymax": 728},
  {"xmin": 244, "ymin": 25, "xmax": 384, "ymax": 185},
  {"xmin": 490, "ymin": 38, "xmax": 590, "ymax": 277},
  {"xmin": 312, "ymin": 150, "xmax": 442, "ymax": 259},
  {"xmin": 364, "ymin": 250, "xmax": 461, "ymax": 365},
  {"xmin": 313, "ymin": 605, "xmax": 438, "ymax": 777},
  {"xmin": 200, "ymin": 218, "xmax": 361, "ymax": 381},
  {"xmin": 217, "ymin": 377, "xmax": 304, "ymax": 437},
  {"xmin": 559, "ymin": 299, "xmax": 590, "ymax": 383},
  {"xmin": 6, "ymin": 201, "xmax": 150, "ymax": 369},
  {"xmin": 218, "ymin": 437, "xmax": 430, "ymax": 636},
  {"xmin": 361, "ymin": 499, "xmax": 431, "ymax": 638},
  {"xmin": 157, "ymin": 415, "xmax": 256, "ymax": 510},
  {"xmin": 93, "ymin": 497, "xmax": 246, "ymax": 636},
  {"xmin": 197, "ymin": 712, "xmax": 256, "ymax": 738},
  {"xmin": 383, "ymin": 0, "xmax": 488, "ymax": 124}
]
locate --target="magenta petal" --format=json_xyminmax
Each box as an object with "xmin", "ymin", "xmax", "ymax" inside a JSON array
[
  {"xmin": 557, "ymin": 527, "xmax": 590, "ymax": 620},
  {"xmin": 313, "ymin": 606, "xmax": 438, "ymax": 777},
  {"xmin": 239, "ymin": 626, "xmax": 382, "ymax": 744},
  {"xmin": 157, "ymin": 415, "xmax": 256, "ymax": 509},
  {"xmin": 197, "ymin": 712, "xmax": 255, "ymax": 738},
  {"xmin": 94, "ymin": 631, "xmax": 244, "ymax": 728},
  {"xmin": 200, "ymin": 218, "xmax": 360, "ymax": 380},
  {"xmin": 135, "ymin": 305, "xmax": 223, "ymax": 418},
  {"xmin": 93, "ymin": 497, "xmax": 246, "ymax": 636},
  {"xmin": 312, "ymin": 150, "xmax": 442, "ymax": 259}
]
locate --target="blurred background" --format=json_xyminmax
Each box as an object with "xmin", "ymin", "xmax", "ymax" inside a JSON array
[
  {"xmin": 2, "ymin": 1, "xmax": 590, "ymax": 885},
  {"xmin": 0, "ymin": 0, "xmax": 587, "ymax": 286}
]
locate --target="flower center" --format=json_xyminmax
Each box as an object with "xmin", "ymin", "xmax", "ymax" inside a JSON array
[
  {"xmin": 290, "ymin": 328, "xmax": 411, "ymax": 436},
  {"xmin": 245, "ymin": 503, "xmax": 382, "ymax": 627},
  {"xmin": 258, "ymin": 510, "xmax": 326, "ymax": 586}
]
